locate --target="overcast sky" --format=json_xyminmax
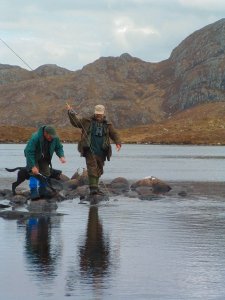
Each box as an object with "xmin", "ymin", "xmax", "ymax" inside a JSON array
[{"xmin": 1, "ymin": 0, "xmax": 225, "ymax": 71}]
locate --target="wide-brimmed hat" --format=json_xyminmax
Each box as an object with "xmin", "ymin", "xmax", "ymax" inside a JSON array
[{"xmin": 94, "ymin": 104, "xmax": 105, "ymax": 115}]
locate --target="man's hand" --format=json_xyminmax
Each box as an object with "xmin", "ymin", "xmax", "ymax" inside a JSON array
[
  {"xmin": 66, "ymin": 103, "xmax": 73, "ymax": 111},
  {"xmin": 32, "ymin": 166, "xmax": 39, "ymax": 175},
  {"xmin": 59, "ymin": 157, "xmax": 66, "ymax": 163},
  {"xmin": 116, "ymin": 144, "xmax": 121, "ymax": 152}
]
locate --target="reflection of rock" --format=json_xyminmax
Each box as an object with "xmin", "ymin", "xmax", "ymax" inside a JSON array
[{"xmin": 0, "ymin": 210, "xmax": 64, "ymax": 220}]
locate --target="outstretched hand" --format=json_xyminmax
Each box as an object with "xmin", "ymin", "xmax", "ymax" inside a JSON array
[
  {"xmin": 66, "ymin": 103, "xmax": 72, "ymax": 111},
  {"xmin": 116, "ymin": 144, "xmax": 121, "ymax": 152}
]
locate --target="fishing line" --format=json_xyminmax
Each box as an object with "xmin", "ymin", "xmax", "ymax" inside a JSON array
[
  {"xmin": 0, "ymin": 37, "xmax": 113, "ymax": 200},
  {"xmin": 0, "ymin": 37, "xmax": 34, "ymax": 71}
]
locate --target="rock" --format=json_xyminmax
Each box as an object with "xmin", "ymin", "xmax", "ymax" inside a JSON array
[
  {"xmin": 0, "ymin": 189, "xmax": 12, "ymax": 199},
  {"xmin": 59, "ymin": 173, "xmax": 70, "ymax": 182},
  {"xmin": 110, "ymin": 177, "xmax": 130, "ymax": 193},
  {"xmin": 64, "ymin": 179, "xmax": 80, "ymax": 190},
  {"xmin": 178, "ymin": 191, "xmax": 187, "ymax": 197},
  {"xmin": 71, "ymin": 168, "xmax": 88, "ymax": 185},
  {"xmin": 131, "ymin": 176, "xmax": 171, "ymax": 194},
  {"xmin": 11, "ymin": 194, "xmax": 27, "ymax": 205},
  {"xmin": 76, "ymin": 185, "xmax": 89, "ymax": 199},
  {"xmin": 124, "ymin": 190, "xmax": 139, "ymax": 198},
  {"xmin": 0, "ymin": 210, "xmax": 65, "ymax": 220},
  {"xmin": 27, "ymin": 199, "xmax": 58, "ymax": 212}
]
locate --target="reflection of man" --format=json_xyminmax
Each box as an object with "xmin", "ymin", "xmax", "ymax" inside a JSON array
[
  {"xmin": 67, "ymin": 104, "xmax": 121, "ymax": 196},
  {"xmin": 24, "ymin": 125, "xmax": 66, "ymax": 200},
  {"xmin": 79, "ymin": 207, "xmax": 110, "ymax": 278},
  {"xmin": 25, "ymin": 216, "xmax": 60, "ymax": 278},
  {"xmin": 26, "ymin": 217, "xmax": 51, "ymax": 265}
]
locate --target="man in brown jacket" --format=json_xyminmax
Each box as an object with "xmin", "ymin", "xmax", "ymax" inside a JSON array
[{"xmin": 67, "ymin": 104, "xmax": 121, "ymax": 195}]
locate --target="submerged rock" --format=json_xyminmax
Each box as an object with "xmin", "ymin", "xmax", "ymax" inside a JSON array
[
  {"xmin": 1, "ymin": 169, "xmax": 172, "ymax": 211},
  {"xmin": 27, "ymin": 199, "xmax": 58, "ymax": 212}
]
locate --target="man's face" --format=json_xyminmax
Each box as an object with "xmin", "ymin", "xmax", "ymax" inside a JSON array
[
  {"xmin": 95, "ymin": 114, "xmax": 104, "ymax": 121},
  {"xmin": 44, "ymin": 131, "xmax": 53, "ymax": 141}
]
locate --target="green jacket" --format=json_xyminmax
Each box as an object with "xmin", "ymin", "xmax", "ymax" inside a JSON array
[
  {"xmin": 24, "ymin": 126, "xmax": 64, "ymax": 169},
  {"xmin": 68, "ymin": 110, "xmax": 121, "ymax": 161}
]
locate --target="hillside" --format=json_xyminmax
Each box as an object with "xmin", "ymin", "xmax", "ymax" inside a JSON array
[
  {"xmin": 1, "ymin": 102, "xmax": 225, "ymax": 145},
  {"xmin": 1, "ymin": 19, "xmax": 225, "ymax": 143}
]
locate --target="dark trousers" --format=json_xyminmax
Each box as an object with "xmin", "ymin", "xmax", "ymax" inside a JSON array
[{"xmin": 85, "ymin": 152, "xmax": 105, "ymax": 178}]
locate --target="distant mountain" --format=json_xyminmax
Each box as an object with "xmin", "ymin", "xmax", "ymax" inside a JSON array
[
  {"xmin": 1, "ymin": 18, "xmax": 225, "ymax": 130},
  {"xmin": 33, "ymin": 64, "xmax": 73, "ymax": 77}
]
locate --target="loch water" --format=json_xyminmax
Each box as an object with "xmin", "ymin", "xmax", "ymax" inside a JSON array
[{"xmin": 1, "ymin": 144, "xmax": 225, "ymax": 300}]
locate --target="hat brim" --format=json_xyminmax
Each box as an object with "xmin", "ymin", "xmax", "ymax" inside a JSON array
[{"xmin": 94, "ymin": 111, "xmax": 105, "ymax": 114}]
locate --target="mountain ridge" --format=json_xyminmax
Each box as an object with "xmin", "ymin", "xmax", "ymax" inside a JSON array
[{"xmin": 1, "ymin": 19, "xmax": 225, "ymax": 137}]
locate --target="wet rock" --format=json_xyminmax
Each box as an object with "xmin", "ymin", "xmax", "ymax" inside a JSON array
[
  {"xmin": 131, "ymin": 176, "xmax": 171, "ymax": 194},
  {"xmin": 0, "ymin": 189, "xmax": 12, "ymax": 199},
  {"xmin": 71, "ymin": 168, "xmax": 88, "ymax": 185},
  {"xmin": 27, "ymin": 199, "xmax": 58, "ymax": 212},
  {"xmin": 81, "ymin": 193, "xmax": 109, "ymax": 205},
  {"xmin": 178, "ymin": 191, "xmax": 187, "ymax": 197},
  {"xmin": 110, "ymin": 177, "xmax": 130, "ymax": 193},
  {"xmin": 77, "ymin": 185, "xmax": 89, "ymax": 199},
  {"xmin": 124, "ymin": 190, "xmax": 139, "ymax": 198},
  {"xmin": 11, "ymin": 194, "xmax": 27, "ymax": 205},
  {"xmin": 63, "ymin": 179, "xmax": 80, "ymax": 190},
  {"xmin": 59, "ymin": 173, "xmax": 70, "ymax": 182},
  {"xmin": 0, "ymin": 210, "xmax": 65, "ymax": 220},
  {"xmin": 0, "ymin": 203, "xmax": 11, "ymax": 209}
]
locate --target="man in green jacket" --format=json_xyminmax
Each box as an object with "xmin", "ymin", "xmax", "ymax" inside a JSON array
[
  {"xmin": 24, "ymin": 125, "xmax": 66, "ymax": 200},
  {"xmin": 67, "ymin": 103, "xmax": 121, "ymax": 196}
]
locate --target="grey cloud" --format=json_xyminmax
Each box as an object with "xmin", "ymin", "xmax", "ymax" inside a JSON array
[{"xmin": 1, "ymin": 0, "xmax": 225, "ymax": 70}]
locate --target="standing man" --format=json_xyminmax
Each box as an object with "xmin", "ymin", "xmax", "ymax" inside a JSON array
[
  {"xmin": 24, "ymin": 125, "xmax": 66, "ymax": 200},
  {"xmin": 67, "ymin": 104, "xmax": 121, "ymax": 196}
]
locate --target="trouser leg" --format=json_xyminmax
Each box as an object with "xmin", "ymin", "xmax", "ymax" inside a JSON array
[{"xmin": 85, "ymin": 153, "xmax": 104, "ymax": 193}]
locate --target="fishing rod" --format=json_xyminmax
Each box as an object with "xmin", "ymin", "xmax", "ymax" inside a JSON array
[
  {"xmin": 0, "ymin": 37, "xmax": 113, "ymax": 201},
  {"xmin": 0, "ymin": 37, "xmax": 34, "ymax": 71},
  {"xmin": 36, "ymin": 172, "xmax": 64, "ymax": 199}
]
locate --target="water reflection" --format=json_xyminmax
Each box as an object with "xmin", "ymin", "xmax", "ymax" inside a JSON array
[
  {"xmin": 25, "ymin": 216, "xmax": 62, "ymax": 281},
  {"xmin": 79, "ymin": 207, "xmax": 110, "ymax": 281},
  {"xmin": 65, "ymin": 207, "xmax": 111, "ymax": 297}
]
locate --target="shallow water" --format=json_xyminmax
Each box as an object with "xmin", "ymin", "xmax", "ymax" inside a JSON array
[{"xmin": 1, "ymin": 144, "xmax": 225, "ymax": 299}]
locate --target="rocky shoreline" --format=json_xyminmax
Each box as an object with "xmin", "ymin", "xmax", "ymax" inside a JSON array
[
  {"xmin": 0, "ymin": 169, "xmax": 173, "ymax": 218},
  {"xmin": 1, "ymin": 167, "xmax": 225, "ymax": 220}
]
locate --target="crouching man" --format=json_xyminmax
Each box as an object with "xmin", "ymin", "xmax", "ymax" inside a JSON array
[
  {"xmin": 24, "ymin": 125, "xmax": 66, "ymax": 200},
  {"xmin": 67, "ymin": 103, "xmax": 121, "ymax": 196}
]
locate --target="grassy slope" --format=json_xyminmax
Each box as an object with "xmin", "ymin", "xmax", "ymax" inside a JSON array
[{"xmin": 1, "ymin": 102, "xmax": 225, "ymax": 145}]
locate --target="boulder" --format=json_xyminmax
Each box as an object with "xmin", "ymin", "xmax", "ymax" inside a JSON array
[
  {"xmin": 71, "ymin": 168, "xmax": 88, "ymax": 185},
  {"xmin": 110, "ymin": 177, "xmax": 130, "ymax": 193},
  {"xmin": 131, "ymin": 176, "xmax": 171, "ymax": 194}
]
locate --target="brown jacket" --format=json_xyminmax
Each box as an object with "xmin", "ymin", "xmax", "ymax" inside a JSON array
[{"xmin": 68, "ymin": 110, "xmax": 121, "ymax": 161}]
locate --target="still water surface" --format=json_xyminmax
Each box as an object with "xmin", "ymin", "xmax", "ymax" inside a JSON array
[{"xmin": 1, "ymin": 144, "xmax": 225, "ymax": 299}]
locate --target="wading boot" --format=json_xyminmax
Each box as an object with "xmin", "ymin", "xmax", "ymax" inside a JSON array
[
  {"xmin": 30, "ymin": 188, "xmax": 40, "ymax": 201},
  {"xmin": 89, "ymin": 186, "xmax": 98, "ymax": 196}
]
